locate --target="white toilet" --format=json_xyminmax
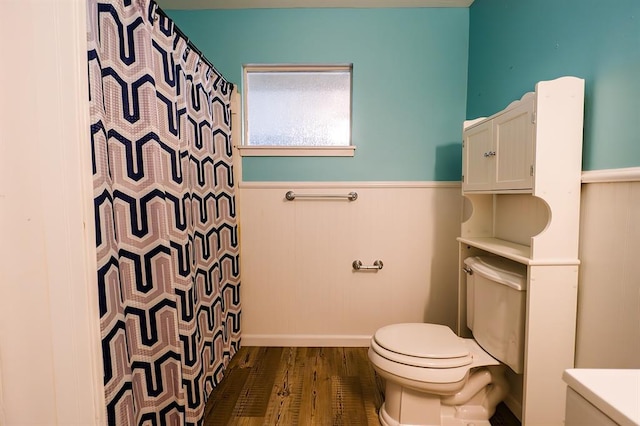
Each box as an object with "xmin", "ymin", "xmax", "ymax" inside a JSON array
[{"xmin": 368, "ymin": 256, "xmax": 527, "ymax": 426}]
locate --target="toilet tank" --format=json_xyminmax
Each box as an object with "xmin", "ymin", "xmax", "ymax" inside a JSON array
[{"xmin": 464, "ymin": 256, "xmax": 527, "ymax": 374}]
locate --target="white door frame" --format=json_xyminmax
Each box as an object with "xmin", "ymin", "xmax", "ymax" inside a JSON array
[{"xmin": 0, "ymin": 0, "xmax": 105, "ymax": 423}]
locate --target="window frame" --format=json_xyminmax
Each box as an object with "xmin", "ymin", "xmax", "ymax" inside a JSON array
[{"xmin": 239, "ymin": 64, "xmax": 355, "ymax": 157}]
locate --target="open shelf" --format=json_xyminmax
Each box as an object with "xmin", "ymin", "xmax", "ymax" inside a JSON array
[{"xmin": 457, "ymin": 237, "xmax": 531, "ymax": 264}]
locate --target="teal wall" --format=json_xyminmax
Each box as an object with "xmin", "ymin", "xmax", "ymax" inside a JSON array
[
  {"xmin": 468, "ymin": 0, "xmax": 640, "ymax": 171},
  {"xmin": 168, "ymin": 8, "xmax": 469, "ymax": 181}
]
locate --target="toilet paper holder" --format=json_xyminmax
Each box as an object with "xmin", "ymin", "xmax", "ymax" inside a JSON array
[{"xmin": 352, "ymin": 260, "xmax": 384, "ymax": 271}]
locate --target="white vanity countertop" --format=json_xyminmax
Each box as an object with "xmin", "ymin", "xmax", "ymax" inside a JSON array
[{"xmin": 563, "ymin": 369, "xmax": 640, "ymax": 426}]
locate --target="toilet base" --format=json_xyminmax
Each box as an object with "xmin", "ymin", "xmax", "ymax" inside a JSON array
[
  {"xmin": 378, "ymin": 402, "xmax": 491, "ymax": 426},
  {"xmin": 375, "ymin": 366, "xmax": 508, "ymax": 426}
]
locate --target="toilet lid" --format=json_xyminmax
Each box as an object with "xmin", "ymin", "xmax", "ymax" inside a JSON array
[{"xmin": 372, "ymin": 323, "xmax": 472, "ymax": 368}]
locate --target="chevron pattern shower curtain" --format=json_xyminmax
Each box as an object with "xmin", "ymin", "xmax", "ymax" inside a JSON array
[{"xmin": 87, "ymin": 1, "xmax": 241, "ymax": 424}]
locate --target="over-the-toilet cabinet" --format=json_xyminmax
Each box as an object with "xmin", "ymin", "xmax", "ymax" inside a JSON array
[
  {"xmin": 457, "ymin": 77, "xmax": 585, "ymax": 425},
  {"xmin": 462, "ymin": 97, "xmax": 534, "ymax": 192}
]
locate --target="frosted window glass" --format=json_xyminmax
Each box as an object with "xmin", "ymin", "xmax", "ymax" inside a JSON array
[{"xmin": 245, "ymin": 69, "xmax": 351, "ymax": 147}]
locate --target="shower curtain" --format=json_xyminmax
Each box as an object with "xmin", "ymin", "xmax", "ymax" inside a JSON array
[{"xmin": 87, "ymin": 0, "xmax": 240, "ymax": 424}]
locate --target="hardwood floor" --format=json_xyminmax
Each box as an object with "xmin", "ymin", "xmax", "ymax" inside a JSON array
[{"xmin": 203, "ymin": 346, "xmax": 520, "ymax": 426}]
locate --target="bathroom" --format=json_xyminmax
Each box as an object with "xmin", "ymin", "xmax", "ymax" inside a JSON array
[{"xmin": 0, "ymin": 0, "xmax": 638, "ymax": 424}]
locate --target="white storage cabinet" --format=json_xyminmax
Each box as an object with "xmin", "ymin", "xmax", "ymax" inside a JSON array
[
  {"xmin": 457, "ymin": 76, "xmax": 585, "ymax": 425},
  {"xmin": 462, "ymin": 96, "xmax": 535, "ymax": 192}
]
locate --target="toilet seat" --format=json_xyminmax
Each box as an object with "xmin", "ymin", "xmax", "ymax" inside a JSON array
[{"xmin": 372, "ymin": 323, "xmax": 473, "ymax": 369}]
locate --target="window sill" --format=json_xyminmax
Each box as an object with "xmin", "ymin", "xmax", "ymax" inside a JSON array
[{"xmin": 237, "ymin": 145, "xmax": 356, "ymax": 157}]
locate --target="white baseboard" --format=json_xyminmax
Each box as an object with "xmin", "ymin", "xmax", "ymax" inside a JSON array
[
  {"xmin": 241, "ymin": 334, "xmax": 372, "ymax": 347},
  {"xmin": 503, "ymin": 393, "xmax": 523, "ymax": 422}
]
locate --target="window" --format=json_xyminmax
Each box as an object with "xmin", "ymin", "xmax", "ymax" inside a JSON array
[{"xmin": 240, "ymin": 64, "xmax": 354, "ymax": 157}]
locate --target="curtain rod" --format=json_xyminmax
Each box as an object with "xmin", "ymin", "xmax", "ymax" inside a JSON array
[{"xmin": 153, "ymin": 4, "xmax": 232, "ymax": 89}]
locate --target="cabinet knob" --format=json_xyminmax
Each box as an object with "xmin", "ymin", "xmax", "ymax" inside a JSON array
[{"xmin": 483, "ymin": 151, "xmax": 496, "ymax": 157}]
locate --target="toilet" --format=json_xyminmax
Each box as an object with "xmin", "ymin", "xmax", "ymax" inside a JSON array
[{"xmin": 368, "ymin": 256, "xmax": 527, "ymax": 426}]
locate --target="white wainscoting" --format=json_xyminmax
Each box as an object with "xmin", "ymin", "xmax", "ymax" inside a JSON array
[
  {"xmin": 575, "ymin": 169, "xmax": 640, "ymax": 368},
  {"xmin": 237, "ymin": 170, "xmax": 640, "ymax": 359},
  {"xmin": 0, "ymin": 1, "xmax": 105, "ymax": 424},
  {"xmin": 238, "ymin": 182, "xmax": 462, "ymax": 346}
]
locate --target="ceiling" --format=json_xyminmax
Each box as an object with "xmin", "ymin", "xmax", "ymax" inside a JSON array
[{"xmin": 156, "ymin": 0, "xmax": 474, "ymax": 9}]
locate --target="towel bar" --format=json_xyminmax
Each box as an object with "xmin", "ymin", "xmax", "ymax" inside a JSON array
[{"xmin": 285, "ymin": 190, "xmax": 358, "ymax": 201}]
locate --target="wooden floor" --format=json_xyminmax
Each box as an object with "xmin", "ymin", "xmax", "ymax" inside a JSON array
[{"xmin": 204, "ymin": 346, "xmax": 520, "ymax": 426}]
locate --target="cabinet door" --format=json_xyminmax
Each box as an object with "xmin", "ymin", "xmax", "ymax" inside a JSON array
[
  {"xmin": 462, "ymin": 121, "xmax": 493, "ymax": 191},
  {"xmin": 493, "ymin": 101, "xmax": 535, "ymax": 191}
]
